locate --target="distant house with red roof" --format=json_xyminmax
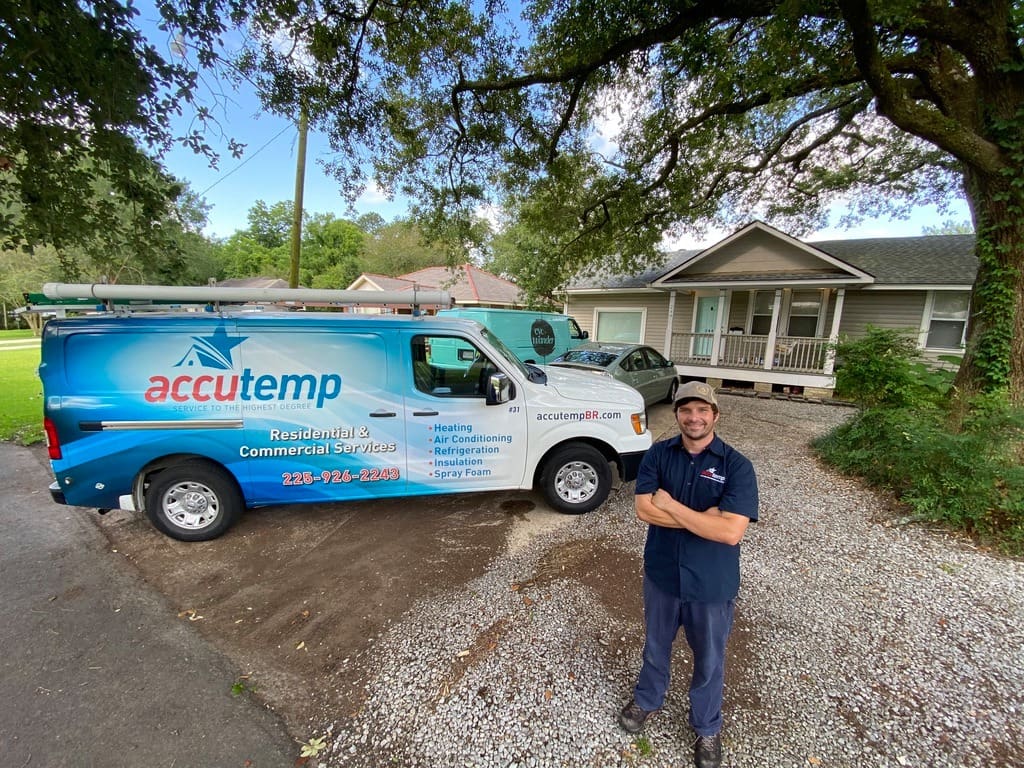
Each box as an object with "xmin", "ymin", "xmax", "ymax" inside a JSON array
[{"xmin": 345, "ymin": 263, "xmax": 521, "ymax": 314}]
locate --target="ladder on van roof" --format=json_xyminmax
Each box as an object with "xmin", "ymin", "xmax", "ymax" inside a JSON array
[{"xmin": 25, "ymin": 283, "xmax": 453, "ymax": 316}]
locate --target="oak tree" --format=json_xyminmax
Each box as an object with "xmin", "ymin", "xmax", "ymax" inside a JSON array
[{"xmin": 205, "ymin": 0, "xmax": 1022, "ymax": 402}]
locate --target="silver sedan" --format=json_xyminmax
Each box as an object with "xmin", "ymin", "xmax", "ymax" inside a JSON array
[{"xmin": 548, "ymin": 342, "xmax": 680, "ymax": 406}]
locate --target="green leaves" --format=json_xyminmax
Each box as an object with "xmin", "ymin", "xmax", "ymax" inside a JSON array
[{"xmin": 0, "ymin": 0, "xmax": 219, "ymax": 251}]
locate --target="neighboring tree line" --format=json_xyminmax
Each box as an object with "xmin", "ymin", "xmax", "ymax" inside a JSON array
[{"xmin": 0, "ymin": 191, "xmax": 460, "ymax": 313}]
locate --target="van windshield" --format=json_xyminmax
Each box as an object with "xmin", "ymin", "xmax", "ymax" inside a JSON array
[{"xmin": 480, "ymin": 327, "xmax": 530, "ymax": 375}]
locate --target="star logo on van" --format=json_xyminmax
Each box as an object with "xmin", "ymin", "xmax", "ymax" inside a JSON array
[{"xmin": 174, "ymin": 326, "xmax": 247, "ymax": 370}]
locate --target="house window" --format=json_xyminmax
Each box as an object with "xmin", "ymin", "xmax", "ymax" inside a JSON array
[
  {"xmin": 787, "ymin": 290, "xmax": 822, "ymax": 337},
  {"xmin": 750, "ymin": 291, "xmax": 774, "ymax": 335},
  {"xmin": 926, "ymin": 292, "xmax": 970, "ymax": 349},
  {"xmin": 595, "ymin": 309, "xmax": 644, "ymax": 342}
]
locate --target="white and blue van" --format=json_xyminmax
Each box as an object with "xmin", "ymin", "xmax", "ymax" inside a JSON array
[{"xmin": 39, "ymin": 285, "xmax": 651, "ymax": 541}]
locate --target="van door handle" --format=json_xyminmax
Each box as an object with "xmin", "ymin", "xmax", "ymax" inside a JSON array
[
  {"xmin": 369, "ymin": 410, "xmax": 397, "ymax": 418},
  {"xmin": 413, "ymin": 410, "xmax": 439, "ymax": 416}
]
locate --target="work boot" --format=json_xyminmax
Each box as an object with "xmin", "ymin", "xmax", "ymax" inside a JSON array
[
  {"xmin": 617, "ymin": 699, "xmax": 658, "ymax": 733},
  {"xmin": 693, "ymin": 732, "xmax": 722, "ymax": 768}
]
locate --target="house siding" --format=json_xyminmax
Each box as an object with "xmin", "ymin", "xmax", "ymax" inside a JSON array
[
  {"xmin": 683, "ymin": 229, "xmax": 832, "ymax": 276},
  {"xmin": 728, "ymin": 292, "xmax": 750, "ymax": 330},
  {"xmin": 837, "ymin": 290, "xmax": 926, "ymax": 338},
  {"xmin": 568, "ymin": 292, "xmax": 676, "ymax": 353}
]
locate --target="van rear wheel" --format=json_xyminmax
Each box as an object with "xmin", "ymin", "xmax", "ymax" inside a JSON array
[
  {"xmin": 540, "ymin": 443, "xmax": 612, "ymax": 514},
  {"xmin": 144, "ymin": 461, "xmax": 242, "ymax": 541}
]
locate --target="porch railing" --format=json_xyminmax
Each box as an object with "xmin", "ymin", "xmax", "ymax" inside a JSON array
[{"xmin": 669, "ymin": 332, "xmax": 830, "ymax": 374}]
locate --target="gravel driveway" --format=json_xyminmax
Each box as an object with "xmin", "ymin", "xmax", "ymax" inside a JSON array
[{"xmin": 318, "ymin": 395, "xmax": 1024, "ymax": 768}]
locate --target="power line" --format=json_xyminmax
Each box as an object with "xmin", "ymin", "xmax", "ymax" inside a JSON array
[{"xmin": 198, "ymin": 123, "xmax": 294, "ymax": 197}]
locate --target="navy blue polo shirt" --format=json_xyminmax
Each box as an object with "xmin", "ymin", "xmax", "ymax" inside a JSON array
[{"xmin": 635, "ymin": 434, "xmax": 758, "ymax": 602}]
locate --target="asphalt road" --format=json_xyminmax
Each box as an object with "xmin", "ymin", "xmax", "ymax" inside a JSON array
[{"xmin": 0, "ymin": 442, "xmax": 298, "ymax": 768}]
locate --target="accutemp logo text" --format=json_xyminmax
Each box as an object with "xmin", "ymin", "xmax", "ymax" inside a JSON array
[{"xmin": 143, "ymin": 326, "xmax": 343, "ymax": 408}]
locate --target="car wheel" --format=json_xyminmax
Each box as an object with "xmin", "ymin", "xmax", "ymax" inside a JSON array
[
  {"xmin": 144, "ymin": 461, "xmax": 242, "ymax": 541},
  {"xmin": 540, "ymin": 443, "xmax": 612, "ymax": 514},
  {"xmin": 664, "ymin": 378, "xmax": 679, "ymax": 404}
]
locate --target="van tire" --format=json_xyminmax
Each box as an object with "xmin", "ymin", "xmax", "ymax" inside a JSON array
[
  {"xmin": 144, "ymin": 461, "xmax": 242, "ymax": 541},
  {"xmin": 540, "ymin": 443, "xmax": 612, "ymax": 514}
]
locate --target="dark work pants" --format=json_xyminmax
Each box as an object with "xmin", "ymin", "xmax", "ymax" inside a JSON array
[{"xmin": 632, "ymin": 575, "xmax": 735, "ymax": 737}]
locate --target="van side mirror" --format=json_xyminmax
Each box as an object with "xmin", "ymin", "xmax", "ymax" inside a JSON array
[
  {"xmin": 582, "ymin": 330, "xmax": 589, "ymax": 339},
  {"xmin": 486, "ymin": 372, "xmax": 515, "ymax": 405}
]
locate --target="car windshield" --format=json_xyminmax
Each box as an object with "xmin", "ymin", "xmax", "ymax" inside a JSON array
[{"xmin": 552, "ymin": 349, "xmax": 619, "ymax": 368}]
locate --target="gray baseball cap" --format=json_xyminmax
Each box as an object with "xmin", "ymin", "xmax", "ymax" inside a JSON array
[{"xmin": 674, "ymin": 380, "xmax": 719, "ymax": 407}]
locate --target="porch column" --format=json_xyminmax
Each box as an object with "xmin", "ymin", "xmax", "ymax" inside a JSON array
[
  {"xmin": 710, "ymin": 287, "xmax": 726, "ymax": 365},
  {"xmin": 823, "ymin": 288, "xmax": 846, "ymax": 375},
  {"xmin": 763, "ymin": 288, "xmax": 783, "ymax": 370},
  {"xmin": 663, "ymin": 290, "xmax": 677, "ymax": 359}
]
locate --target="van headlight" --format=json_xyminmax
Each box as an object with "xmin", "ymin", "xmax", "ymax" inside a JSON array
[{"xmin": 631, "ymin": 411, "xmax": 647, "ymax": 435}]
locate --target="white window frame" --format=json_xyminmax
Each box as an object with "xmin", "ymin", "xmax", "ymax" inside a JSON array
[
  {"xmin": 920, "ymin": 290, "xmax": 970, "ymax": 350},
  {"xmin": 746, "ymin": 290, "xmax": 775, "ymax": 335},
  {"xmin": 591, "ymin": 307, "xmax": 647, "ymax": 343},
  {"xmin": 785, "ymin": 288, "xmax": 827, "ymax": 338}
]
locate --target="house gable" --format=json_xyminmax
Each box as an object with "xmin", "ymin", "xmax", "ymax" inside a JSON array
[
  {"xmin": 651, "ymin": 221, "xmax": 874, "ymax": 289},
  {"xmin": 346, "ymin": 274, "xmax": 415, "ymax": 292}
]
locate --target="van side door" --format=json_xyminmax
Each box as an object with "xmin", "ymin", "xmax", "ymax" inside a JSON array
[
  {"xmin": 403, "ymin": 332, "xmax": 529, "ymax": 495},
  {"xmin": 238, "ymin": 327, "xmax": 407, "ymax": 504}
]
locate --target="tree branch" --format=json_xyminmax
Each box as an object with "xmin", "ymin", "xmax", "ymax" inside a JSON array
[{"xmin": 837, "ymin": 0, "xmax": 1003, "ymax": 174}]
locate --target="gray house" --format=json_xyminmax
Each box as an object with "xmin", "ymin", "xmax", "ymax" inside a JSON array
[{"xmin": 563, "ymin": 221, "xmax": 977, "ymax": 398}]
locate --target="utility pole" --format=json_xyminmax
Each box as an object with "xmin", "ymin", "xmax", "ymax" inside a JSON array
[{"xmin": 289, "ymin": 107, "xmax": 308, "ymax": 289}]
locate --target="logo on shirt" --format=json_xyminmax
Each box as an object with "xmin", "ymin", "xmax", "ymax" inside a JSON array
[{"xmin": 700, "ymin": 467, "xmax": 727, "ymax": 484}]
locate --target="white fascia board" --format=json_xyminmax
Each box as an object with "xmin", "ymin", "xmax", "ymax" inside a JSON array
[
  {"xmin": 654, "ymin": 278, "xmax": 869, "ymax": 290},
  {"xmin": 861, "ymin": 284, "xmax": 974, "ymax": 291},
  {"xmin": 563, "ymin": 287, "xmax": 659, "ymax": 295}
]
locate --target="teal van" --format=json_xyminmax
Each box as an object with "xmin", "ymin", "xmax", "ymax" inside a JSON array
[{"xmin": 436, "ymin": 308, "xmax": 588, "ymax": 364}]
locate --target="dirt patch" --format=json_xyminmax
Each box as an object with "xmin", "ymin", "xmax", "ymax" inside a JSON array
[
  {"xmin": 519, "ymin": 535, "xmax": 758, "ymax": 715},
  {"xmin": 95, "ymin": 489, "xmax": 526, "ymax": 735},
  {"xmin": 531, "ymin": 536, "xmax": 643, "ymax": 625}
]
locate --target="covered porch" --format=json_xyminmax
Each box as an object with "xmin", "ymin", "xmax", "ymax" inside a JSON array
[{"xmin": 658, "ymin": 284, "xmax": 852, "ymax": 395}]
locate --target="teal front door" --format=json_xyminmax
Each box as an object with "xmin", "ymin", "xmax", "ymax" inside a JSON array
[{"xmin": 695, "ymin": 296, "xmax": 717, "ymax": 357}]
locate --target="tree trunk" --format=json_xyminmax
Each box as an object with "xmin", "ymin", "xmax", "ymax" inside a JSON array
[{"xmin": 953, "ymin": 168, "xmax": 1024, "ymax": 405}]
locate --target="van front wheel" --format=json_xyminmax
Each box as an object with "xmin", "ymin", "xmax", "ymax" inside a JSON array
[
  {"xmin": 144, "ymin": 461, "xmax": 242, "ymax": 541},
  {"xmin": 540, "ymin": 444, "xmax": 612, "ymax": 514}
]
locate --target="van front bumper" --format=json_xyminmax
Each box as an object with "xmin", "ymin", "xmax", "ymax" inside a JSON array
[{"xmin": 618, "ymin": 450, "xmax": 646, "ymax": 483}]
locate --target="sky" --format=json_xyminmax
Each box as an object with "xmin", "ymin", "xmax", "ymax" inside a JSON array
[
  {"xmin": 165, "ymin": 107, "xmax": 972, "ymax": 246},
  {"xmin": 147, "ymin": 6, "xmax": 972, "ymax": 247}
]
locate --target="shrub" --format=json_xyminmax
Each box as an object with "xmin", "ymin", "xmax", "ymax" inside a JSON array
[
  {"xmin": 832, "ymin": 326, "xmax": 954, "ymax": 409},
  {"xmin": 814, "ymin": 397, "xmax": 1024, "ymax": 555}
]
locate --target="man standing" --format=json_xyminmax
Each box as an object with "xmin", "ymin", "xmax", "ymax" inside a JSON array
[{"xmin": 618, "ymin": 381, "xmax": 759, "ymax": 768}]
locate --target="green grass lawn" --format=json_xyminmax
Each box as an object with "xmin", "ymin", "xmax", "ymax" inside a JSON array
[
  {"xmin": 0, "ymin": 328, "xmax": 37, "ymax": 341},
  {"xmin": 0, "ymin": 336, "xmax": 44, "ymax": 445}
]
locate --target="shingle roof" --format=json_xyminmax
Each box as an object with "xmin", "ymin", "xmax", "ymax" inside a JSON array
[
  {"xmin": 809, "ymin": 234, "xmax": 976, "ymax": 285},
  {"xmin": 396, "ymin": 263, "xmax": 522, "ymax": 305},
  {"xmin": 567, "ymin": 233, "xmax": 977, "ymax": 290},
  {"xmin": 355, "ymin": 273, "xmax": 418, "ymax": 291},
  {"xmin": 568, "ymin": 250, "xmax": 700, "ymax": 290}
]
